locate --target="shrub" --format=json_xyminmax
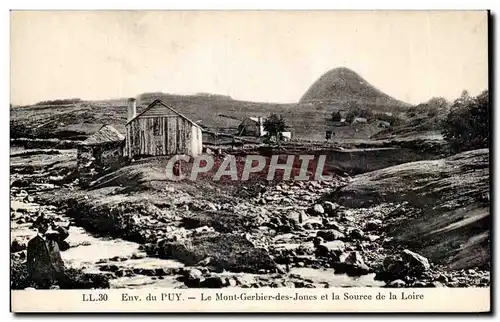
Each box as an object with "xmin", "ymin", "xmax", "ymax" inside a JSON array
[
  {"xmin": 374, "ymin": 113, "xmax": 403, "ymax": 126},
  {"xmin": 343, "ymin": 102, "xmax": 374, "ymax": 123},
  {"xmin": 331, "ymin": 111, "xmax": 342, "ymax": 122},
  {"xmin": 442, "ymin": 90, "xmax": 489, "ymax": 152},
  {"xmin": 406, "ymin": 97, "xmax": 449, "ymax": 119}
]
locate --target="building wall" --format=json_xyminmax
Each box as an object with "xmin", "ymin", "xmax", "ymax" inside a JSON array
[
  {"xmin": 95, "ymin": 144, "xmax": 123, "ymax": 169},
  {"xmin": 191, "ymin": 126, "xmax": 203, "ymax": 156},
  {"xmin": 77, "ymin": 142, "xmax": 123, "ymax": 187},
  {"xmin": 239, "ymin": 118, "xmax": 261, "ymax": 136},
  {"xmin": 125, "ymin": 115, "xmax": 202, "ymax": 157}
]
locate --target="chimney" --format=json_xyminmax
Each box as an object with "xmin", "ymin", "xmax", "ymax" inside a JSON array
[{"xmin": 127, "ymin": 98, "xmax": 137, "ymax": 122}]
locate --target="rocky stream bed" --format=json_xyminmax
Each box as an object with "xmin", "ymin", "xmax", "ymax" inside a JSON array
[{"xmin": 10, "ymin": 148, "xmax": 490, "ymax": 290}]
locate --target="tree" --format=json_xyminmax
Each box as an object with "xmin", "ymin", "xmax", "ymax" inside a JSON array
[
  {"xmin": 263, "ymin": 114, "xmax": 287, "ymax": 143},
  {"xmin": 343, "ymin": 101, "xmax": 373, "ymax": 123},
  {"xmin": 345, "ymin": 111, "xmax": 356, "ymax": 124},
  {"xmin": 407, "ymin": 96, "xmax": 450, "ymax": 118},
  {"xmin": 331, "ymin": 111, "xmax": 342, "ymax": 122},
  {"xmin": 427, "ymin": 97, "xmax": 449, "ymax": 109},
  {"xmin": 442, "ymin": 90, "xmax": 489, "ymax": 152}
]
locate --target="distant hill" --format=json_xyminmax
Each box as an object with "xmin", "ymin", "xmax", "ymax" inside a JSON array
[{"xmin": 300, "ymin": 67, "xmax": 411, "ymax": 112}]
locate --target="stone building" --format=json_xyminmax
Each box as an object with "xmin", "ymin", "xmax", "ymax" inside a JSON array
[{"xmin": 77, "ymin": 125, "xmax": 125, "ymax": 186}]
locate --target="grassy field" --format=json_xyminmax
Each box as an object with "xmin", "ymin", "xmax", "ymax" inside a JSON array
[{"xmin": 11, "ymin": 93, "xmax": 407, "ymax": 142}]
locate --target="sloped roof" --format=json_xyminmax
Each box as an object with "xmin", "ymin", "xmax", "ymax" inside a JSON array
[
  {"xmin": 243, "ymin": 117, "xmax": 265, "ymax": 125},
  {"xmin": 127, "ymin": 99, "xmax": 203, "ymax": 129},
  {"xmin": 81, "ymin": 125, "xmax": 124, "ymax": 145}
]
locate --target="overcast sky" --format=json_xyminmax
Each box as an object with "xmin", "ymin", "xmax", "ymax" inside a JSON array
[{"xmin": 11, "ymin": 11, "xmax": 488, "ymax": 106}]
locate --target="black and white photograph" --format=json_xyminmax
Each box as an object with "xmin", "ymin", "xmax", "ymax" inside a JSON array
[{"xmin": 9, "ymin": 9, "xmax": 490, "ymax": 312}]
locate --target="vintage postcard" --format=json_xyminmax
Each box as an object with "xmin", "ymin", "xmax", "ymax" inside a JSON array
[{"xmin": 10, "ymin": 10, "xmax": 490, "ymax": 313}]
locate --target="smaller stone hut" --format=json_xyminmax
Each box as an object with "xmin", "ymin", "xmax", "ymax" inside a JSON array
[{"xmin": 77, "ymin": 125, "xmax": 125, "ymax": 186}]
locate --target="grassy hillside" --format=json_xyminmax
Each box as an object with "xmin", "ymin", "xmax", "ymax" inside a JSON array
[{"xmin": 10, "ymin": 94, "xmax": 336, "ymax": 141}]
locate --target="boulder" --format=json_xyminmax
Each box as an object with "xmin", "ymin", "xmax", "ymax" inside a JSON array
[
  {"xmin": 316, "ymin": 230, "xmax": 345, "ymax": 241},
  {"xmin": 158, "ymin": 233, "xmax": 277, "ymax": 274},
  {"xmin": 365, "ymin": 235, "xmax": 380, "ymax": 242},
  {"xmin": 184, "ymin": 268, "xmax": 204, "ymax": 288},
  {"xmin": 401, "ymin": 249, "xmax": 431, "ymax": 274},
  {"xmin": 388, "ymin": 279, "xmax": 406, "ymax": 288},
  {"xmin": 181, "ymin": 210, "xmax": 263, "ymax": 233},
  {"xmin": 429, "ymin": 281, "xmax": 445, "ymax": 288},
  {"xmin": 314, "ymin": 240, "xmax": 345, "ymax": 259},
  {"xmin": 298, "ymin": 210, "xmax": 308, "ymax": 224},
  {"xmin": 323, "ymin": 219, "xmax": 343, "ymax": 231},
  {"xmin": 365, "ymin": 219, "xmax": 383, "ymax": 231},
  {"xmin": 301, "ymin": 216, "xmax": 323, "ymax": 230},
  {"xmin": 199, "ymin": 276, "xmax": 226, "ymax": 288},
  {"xmin": 333, "ymin": 251, "xmax": 371, "ymax": 276},
  {"xmin": 309, "ymin": 204, "xmax": 325, "ymax": 216},
  {"xmin": 349, "ymin": 229, "xmax": 365, "ymax": 240},
  {"xmin": 378, "ymin": 250, "xmax": 431, "ymax": 281},
  {"xmin": 322, "ymin": 240, "xmax": 346, "ymax": 253},
  {"xmin": 323, "ymin": 201, "xmax": 340, "ymax": 215}
]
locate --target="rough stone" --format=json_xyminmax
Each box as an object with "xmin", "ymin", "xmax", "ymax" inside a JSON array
[
  {"xmin": 335, "ymin": 251, "xmax": 371, "ymax": 276},
  {"xmin": 316, "ymin": 230, "xmax": 345, "ymax": 241},
  {"xmin": 312, "ymin": 204, "xmax": 325, "ymax": 215},
  {"xmin": 365, "ymin": 219, "xmax": 383, "ymax": 231},
  {"xmin": 388, "ymin": 279, "xmax": 406, "ymax": 288},
  {"xmin": 158, "ymin": 233, "xmax": 277, "ymax": 273},
  {"xmin": 200, "ymin": 276, "xmax": 226, "ymax": 288},
  {"xmin": 323, "ymin": 201, "xmax": 340, "ymax": 215},
  {"xmin": 185, "ymin": 268, "xmax": 204, "ymax": 287},
  {"xmin": 11, "ymin": 239, "xmax": 27, "ymax": 253},
  {"xmin": 401, "ymin": 249, "xmax": 431, "ymax": 274},
  {"xmin": 349, "ymin": 228, "xmax": 364, "ymax": 240}
]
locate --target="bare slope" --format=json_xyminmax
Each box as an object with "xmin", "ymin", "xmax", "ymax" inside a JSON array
[
  {"xmin": 300, "ymin": 67, "xmax": 410, "ymax": 112},
  {"xmin": 329, "ymin": 149, "xmax": 490, "ymax": 269}
]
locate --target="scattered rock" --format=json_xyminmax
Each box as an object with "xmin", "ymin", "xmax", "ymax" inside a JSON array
[
  {"xmin": 388, "ymin": 279, "xmax": 406, "ymax": 288},
  {"xmin": 316, "ymin": 230, "xmax": 345, "ymax": 241},
  {"xmin": 349, "ymin": 228, "xmax": 364, "ymax": 240},
  {"xmin": 323, "ymin": 219, "xmax": 343, "ymax": 231},
  {"xmin": 158, "ymin": 233, "xmax": 277, "ymax": 273},
  {"xmin": 11, "ymin": 239, "xmax": 27, "ymax": 253},
  {"xmin": 200, "ymin": 276, "xmax": 226, "ymax": 288},
  {"xmin": 130, "ymin": 252, "xmax": 147, "ymax": 260},
  {"xmin": 378, "ymin": 250, "xmax": 431, "ymax": 281},
  {"xmin": 309, "ymin": 204, "xmax": 325, "ymax": 216},
  {"xmin": 184, "ymin": 268, "xmax": 204, "ymax": 287},
  {"xmin": 365, "ymin": 219, "xmax": 383, "ymax": 231},
  {"xmin": 365, "ymin": 235, "xmax": 380, "ymax": 242},
  {"xmin": 226, "ymin": 277, "xmax": 238, "ymax": 287},
  {"xmin": 314, "ymin": 238, "xmax": 346, "ymax": 259},
  {"xmin": 429, "ymin": 281, "xmax": 445, "ymax": 288},
  {"xmin": 322, "ymin": 201, "xmax": 340, "ymax": 215},
  {"xmin": 334, "ymin": 251, "xmax": 371, "ymax": 276},
  {"xmin": 298, "ymin": 210, "xmax": 308, "ymax": 224},
  {"xmin": 99, "ymin": 264, "xmax": 120, "ymax": 273},
  {"xmin": 401, "ymin": 249, "xmax": 431, "ymax": 274}
]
